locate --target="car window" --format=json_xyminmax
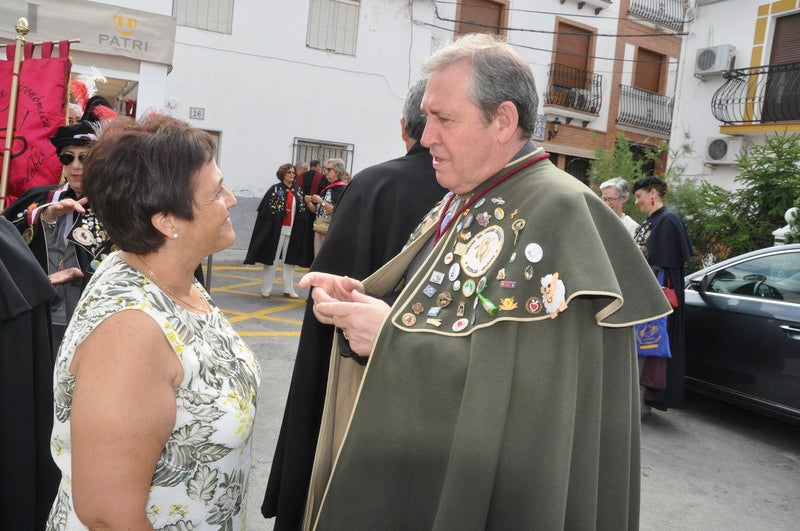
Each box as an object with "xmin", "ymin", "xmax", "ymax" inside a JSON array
[{"xmin": 708, "ymin": 251, "xmax": 800, "ymax": 303}]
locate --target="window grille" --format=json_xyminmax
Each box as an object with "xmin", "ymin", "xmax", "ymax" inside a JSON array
[{"xmin": 292, "ymin": 138, "xmax": 354, "ymax": 175}]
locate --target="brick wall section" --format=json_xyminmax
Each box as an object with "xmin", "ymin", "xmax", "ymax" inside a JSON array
[{"xmin": 547, "ymin": 0, "xmax": 683, "ymax": 169}]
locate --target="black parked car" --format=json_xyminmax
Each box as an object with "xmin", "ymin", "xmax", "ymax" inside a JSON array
[{"xmin": 684, "ymin": 244, "xmax": 800, "ymax": 425}]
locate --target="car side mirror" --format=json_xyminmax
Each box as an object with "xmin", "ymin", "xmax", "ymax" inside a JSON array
[{"xmin": 690, "ymin": 272, "xmax": 715, "ymax": 304}]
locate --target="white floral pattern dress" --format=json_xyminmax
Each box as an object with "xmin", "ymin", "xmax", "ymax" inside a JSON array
[{"xmin": 46, "ymin": 252, "xmax": 261, "ymax": 530}]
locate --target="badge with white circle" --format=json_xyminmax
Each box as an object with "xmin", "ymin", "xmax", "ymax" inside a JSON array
[
  {"xmin": 448, "ymin": 262, "xmax": 460, "ymax": 281},
  {"xmin": 444, "ymin": 252, "xmax": 454, "ymax": 265},
  {"xmin": 71, "ymin": 227, "xmax": 95, "ymax": 246},
  {"xmin": 462, "ymin": 279, "xmax": 476, "ymax": 297},
  {"xmin": 461, "ymin": 225, "xmax": 505, "ymax": 278},
  {"xmin": 524, "ymin": 242, "xmax": 543, "ymax": 263},
  {"xmin": 452, "ymin": 318, "xmax": 469, "ymax": 332}
]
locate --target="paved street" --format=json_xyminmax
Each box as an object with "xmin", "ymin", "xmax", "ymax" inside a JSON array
[{"xmin": 203, "ymin": 260, "xmax": 800, "ymax": 530}]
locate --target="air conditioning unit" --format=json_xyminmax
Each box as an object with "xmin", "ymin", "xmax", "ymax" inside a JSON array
[
  {"xmin": 694, "ymin": 45, "xmax": 735, "ymax": 78},
  {"xmin": 704, "ymin": 136, "xmax": 744, "ymax": 164}
]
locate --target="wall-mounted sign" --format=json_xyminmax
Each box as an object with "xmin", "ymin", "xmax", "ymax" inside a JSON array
[
  {"xmin": 189, "ymin": 107, "xmax": 205, "ymax": 120},
  {"xmin": 0, "ymin": 0, "xmax": 176, "ymax": 66}
]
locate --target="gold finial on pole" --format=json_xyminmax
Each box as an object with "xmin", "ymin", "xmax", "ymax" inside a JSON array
[
  {"xmin": 15, "ymin": 17, "xmax": 30, "ymax": 36},
  {"xmin": 0, "ymin": 18, "xmax": 30, "ymax": 212}
]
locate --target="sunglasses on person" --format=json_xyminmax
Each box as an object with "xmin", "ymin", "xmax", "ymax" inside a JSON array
[{"xmin": 59, "ymin": 152, "xmax": 87, "ymax": 165}]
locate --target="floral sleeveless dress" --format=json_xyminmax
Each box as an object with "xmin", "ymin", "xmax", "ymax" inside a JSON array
[{"xmin": 46, "ymin": 252, "xmax": 261, "ymax": 530}]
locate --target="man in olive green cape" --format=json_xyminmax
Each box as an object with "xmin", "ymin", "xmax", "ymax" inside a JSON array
[{"xmin": 301, "ymin": 34, "xmax": 671, "ymax": 530}]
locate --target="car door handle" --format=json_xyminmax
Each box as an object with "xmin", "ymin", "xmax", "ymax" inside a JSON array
[{"xmin": 779, "ymin": 325, "xmax": 800, "ymax": 340}]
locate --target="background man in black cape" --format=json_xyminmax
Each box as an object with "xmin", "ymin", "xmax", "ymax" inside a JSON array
[
  {"xmin": 261, "ymin": 79, "xmax": 446, "ymax": 529},
  {"xmin": 0, "ymin": 217, "xmax": 60, "ymax": 530}
]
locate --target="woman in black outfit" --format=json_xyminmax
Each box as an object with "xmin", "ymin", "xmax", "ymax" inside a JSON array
[
  {"xmin": 633, "ymin": 176, "xmax": 693, "ymax": 415},
  {"xmin": 244, "ymin": 163, "xmax": 309, "ymax": 298}
]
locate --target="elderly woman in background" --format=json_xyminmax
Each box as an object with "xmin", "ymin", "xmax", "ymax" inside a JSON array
[
  {"xmin": 599, "ymin": 177, "xmax": 640, "ymax": 236},
  {"xmin": 46, "ymin": 115, "xmax": 261, "ymax": 529},
  {"xmin": 244, "ymin": 163, "xmax": 307, "ymax": 299},
  {"xmin": 305, "ymin": 158, "xmax": 347, "ymax": 255},
  {"xmin": 632, "ymin": 175, "xmax": 693, "ymax": 417}
]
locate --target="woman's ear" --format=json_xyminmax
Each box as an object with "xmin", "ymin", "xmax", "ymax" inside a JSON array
[{"xmin": 150, "ymin": 212, "xmax": 178, "ymax": 240}]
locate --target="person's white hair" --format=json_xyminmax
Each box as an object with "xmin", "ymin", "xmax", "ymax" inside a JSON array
[{"xmin": 599, "ymin": 177, "xmax": 631, "ymax": 198}]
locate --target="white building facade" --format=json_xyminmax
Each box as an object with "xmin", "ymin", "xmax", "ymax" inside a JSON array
[
  {"xmin": 2, "ymin": 0, "xmax": 690, "ymax": 196},
  {"xmin": 670, "ymin": 0, "xmax": 800, "ymax": 189}
]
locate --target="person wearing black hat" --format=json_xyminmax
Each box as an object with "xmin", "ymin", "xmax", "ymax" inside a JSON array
[{"xmin": 2, "ymin": 120, "xmax": 114, "ymax": 353}]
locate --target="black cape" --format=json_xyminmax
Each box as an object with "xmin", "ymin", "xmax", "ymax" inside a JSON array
[
  {"xmin": 243, "ymin": 182, "xmax": 309, "ymax": 267},
  {"xmin": 294, "ymin": 171, "xmax": 327, "ymax": 268},
  {"xmin": 262, "ymin": 143, "xmax": 446, "ymax": 529},
  {"xmin": 0, "ymin": 217, "xmax": 60, "ymax": 530},
  {"xmin": 637, "ymin": 206, "xmax": 693, "ymax": 409}
]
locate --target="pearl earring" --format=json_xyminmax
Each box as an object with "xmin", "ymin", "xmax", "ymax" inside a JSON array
[{"xmin": 171, "ymin": 233, "xmax": 179, "ymax": 239}]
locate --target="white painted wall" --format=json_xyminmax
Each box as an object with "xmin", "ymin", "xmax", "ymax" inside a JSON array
[
  {"xmin": 164, "ymin": 0, "xmax": 438, "ymax": 196},
  {"xmin": 669, "ymin": 0, "xmax": 789, "ymax": 189},
  {"xmin": 161, "ymin": 0, "xmax": 626, "ymax": 196}
]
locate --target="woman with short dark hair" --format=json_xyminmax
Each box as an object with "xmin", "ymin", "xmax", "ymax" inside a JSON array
[{"xmin": 46, "ymin": 114, "xmax": 261, "ymax": 529}]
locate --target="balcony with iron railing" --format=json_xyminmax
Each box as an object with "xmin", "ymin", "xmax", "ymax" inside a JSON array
[
  {"xmin": 617, "ymin": 84, "xmax": 674, "ymax": 135},
  {"xmin": 711, "ymin": 61, "xmax": 800, "ymax": 126},
  {"xmin": 543, "ymin": 63, "xmax": 603, "ymax": 116},
  {"xmin": 628, "ymin": 0, "xmax": 687, "ymax": 31}
]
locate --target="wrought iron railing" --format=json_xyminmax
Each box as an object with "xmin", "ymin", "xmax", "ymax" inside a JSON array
[
  {"xmin": 711, "ymin": 61, "xmax": 800, "ymax": 125},
  {"xmin": 543, "ymin": 63, "xmax": 603, "ymax": 114},
  {"xmin": 617, "ymin": 85, "xmax": 674, "ymax": 134},
  {"xmin": 628, "ymin": 0, "xmax": 687, "ymax": 31}
]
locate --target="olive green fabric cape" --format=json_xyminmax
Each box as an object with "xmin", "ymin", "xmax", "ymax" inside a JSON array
[{"xmin": 306, "ymin": 148, "xmax": 671, "ymax": 530}]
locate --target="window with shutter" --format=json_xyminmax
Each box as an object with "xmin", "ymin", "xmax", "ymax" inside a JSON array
[
  {"xmin": 455, "ymin": 0, "xmax": 508, "ymax": 38},
  {"xmin": 307, "ymin": 0, "xmax": 360, "ymax": 56},
  {"xmin": 763, "ymin": 12, "xmax": 800, "ymax": 122},
  {"xmin": 633, "ymin": 48, "xmax": 664, "ymax": 94},
  {"xmin": 173, "ymin": 0, "xmax": 234, "ymax": 34}
]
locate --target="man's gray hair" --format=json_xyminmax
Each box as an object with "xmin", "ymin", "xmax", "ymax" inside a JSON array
[
  {"xmin": 600, "ymin": 177, "xmax": 631, "ymax": 198},
  {"xmin": 403, "ymin": 78, "xmax": 427, "ymax": 142},
  {"xmin": 326, "ymin": 158, "xmax": 346, "ymax": 175},
  {"xmin": 422, "ymin": 33, "xmax": 538, "ymax": 140}
]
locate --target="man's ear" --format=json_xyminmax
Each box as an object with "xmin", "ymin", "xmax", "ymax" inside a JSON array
[
  {"xmin": 494, "ymin": 101, "xmax": 520, "ymax": 143},
  {"xmin": 400, "ymin": 117, "xmax": 410, "ymax": 143}
]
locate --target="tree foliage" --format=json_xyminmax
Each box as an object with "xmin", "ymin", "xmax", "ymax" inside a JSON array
[
  {"xmin": 589, "ymin": 132, "xmax": 800, "ymax": 271},
  {"xmin": 670, "ymin": 132, "xmax": 800, "ymax": 265}
]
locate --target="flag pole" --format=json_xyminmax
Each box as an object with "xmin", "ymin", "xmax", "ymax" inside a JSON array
[{"xmin": 0, "ymin": 17, "xmax": 29, "ymax": 213}]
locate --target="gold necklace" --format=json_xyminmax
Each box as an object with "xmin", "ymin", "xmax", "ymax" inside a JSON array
[{"xmin": 137, "ymin": 254, "xmax": 210, "ymax": 314}]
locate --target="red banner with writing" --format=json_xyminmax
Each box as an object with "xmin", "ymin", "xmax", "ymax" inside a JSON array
[{"xmin": 0, "ymin": 41, "xmax": 70, "ymax": 206}]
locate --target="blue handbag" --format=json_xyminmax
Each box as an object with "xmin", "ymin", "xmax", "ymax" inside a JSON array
[{"xmin": 635, "ymin": 317, "xmax": 672, "ymax": 358}]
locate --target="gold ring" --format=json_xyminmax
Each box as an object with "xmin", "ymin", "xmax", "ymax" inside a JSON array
[{"xmin": 342, "ymin": 328, "xmax": 349, "ymax": 341}]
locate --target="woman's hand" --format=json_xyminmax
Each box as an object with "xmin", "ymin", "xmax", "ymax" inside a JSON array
[
  {"xmin": 299, "ymin": 272, "xmax": 391, "ymax": 356},
  {"xmin": 41, "ymin": 196, "xmax": 88, "ymax": 225},
  {"xmin": 49, "ymin": 267, "xmax": 84, "ymax": 285}
]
